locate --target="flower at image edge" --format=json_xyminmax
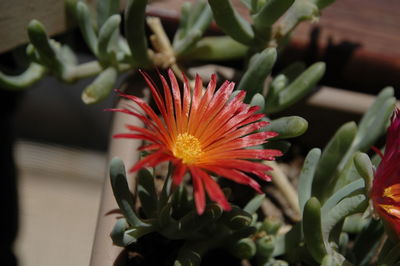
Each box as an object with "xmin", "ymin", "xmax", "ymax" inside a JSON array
[
  {"xmin": 110, "ymin": 69, "xmax": 282, "ymax": 214},
  {"xmin": 371, "ymin": 108, "xmax": 400, "ymax": 238}
]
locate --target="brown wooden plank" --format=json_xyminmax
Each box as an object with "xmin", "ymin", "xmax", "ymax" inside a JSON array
[{"xmin": 0, "ymin": 0, "xmax": 96, "ymax": 53}]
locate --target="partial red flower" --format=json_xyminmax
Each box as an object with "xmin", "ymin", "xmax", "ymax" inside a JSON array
[
  {"xmin": 110, "ymin": 69, "xmax": 282, "ymax": 214},
  {"xmin": 371, "ymin": 108, "xmax": 400, "ymax": 237}
]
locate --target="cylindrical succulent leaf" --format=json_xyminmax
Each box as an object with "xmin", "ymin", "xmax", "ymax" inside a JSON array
[
  {"xmin": 96, "ymin": 0, "xmax": 120, "ymax": 27},
  {"xmin": 124, "ymin": 0, "xmax": 151, "ymax": 67},
  {"xmin": 303, "ymin": 197, "xmax": 327, "ymax": 263},
  {"xmin": 208, "ymin": 0, "xmax": 255, "ymax": 45},
  {"xmin": 237, "ymin": 47, "xmax": 277, "ymax": 101},
  {"xmin": 27, "ymin": 20, "xmax": 64, "ymax": 74},
  {"xmin": 182, "ymin": 36, "xmax": 248, "ymax": 61},
  {"xmin": 312, "ymin": 121, "xmax": 357, "ymax": 200},
  {"xmin": 109, "ymin": 157, "xmax": 147, "ymax": 227},
  {"xmin": 76, "ymin": 1, "xmax": 99, "ymax": 55},
  {"xmin": 137, "ymin": 168, "xmax": 158, "ymax": 218},
  {"xmin": 230, "ymin": 238, "xmax": 256, "ymax": 259},
  {"xmin": 98, "ymin": 14, "xmax": 121, "ymax": 65},
  {"xmin": 173, "ymin": 0, "xmax": 212, "ymax": 56},
  {"xmin": 221, "ymin": 206, "xmax": 253, "ymax": 230},
  {"xmin": 354, "ymin": 152, "xmax": 374, "ymax": 194},
  {"xmin": 110, "ymin": 218, "xmax": 137, "ymax": 246},
  {"xmin": 266, "ymin": 62, "xmax": 325, "ymax": 114},
  {"xmin": 82, "ymin": 66, "xmax": 117, "ymax": 104},
  {"xmin": 0, "ymin": 63, "xmax": 46, "ymax": 90},
  {"xmin": 298, "ymin": 148, "xmax": 321, "ymax": 217},
  {"xmin": 265, "ymin": 116, "xmax": 308, "ymax": 140}
]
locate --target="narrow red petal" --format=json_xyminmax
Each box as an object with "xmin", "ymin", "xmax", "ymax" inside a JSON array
[
  {"xmin": 201, "ymin": 169, "xmax": 231, "ymax": 211},
  {"xmin": 203, "ymin": 166, "xmax": 262, "ymax": 193},
  {"xmin": 172, "ymin": 162, "xmax": 187, "ymax": 186},
  {"xmin": 190, "ymin": 167, "xmax": 206, "ymax": 215},
  {"xmin": 129, "ymin": 151, "xmax": 171, "ymax": 173}
]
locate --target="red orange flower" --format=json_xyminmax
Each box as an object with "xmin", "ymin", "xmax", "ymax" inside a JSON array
[
  {"xmin": 371, "ymin": 108, "xmax": 400, "ymax": 237},
  {"xmin": 110, "ymin": 70, "xmax": 282, "ymax": 214}
]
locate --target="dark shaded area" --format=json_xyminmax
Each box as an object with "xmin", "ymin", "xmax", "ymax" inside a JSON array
[
  {"xmin": 278, "ymin": 26, "xmax": 400, "ymax": 98},
  {"xmin": 125, "ymin": 233, "xmax": 183, "ymax": 266},
  {"xmin": 0, "ymin": 89, "xmax": 21, "ymax": 266}
]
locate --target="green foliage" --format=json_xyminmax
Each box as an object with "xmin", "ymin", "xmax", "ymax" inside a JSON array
[{"xmin": 109, "ymin": 158, "xmax": 266, "ymax": 266}]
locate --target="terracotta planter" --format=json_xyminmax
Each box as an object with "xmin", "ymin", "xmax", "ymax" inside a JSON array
[{"xmin": 90, "ymin": 76, "xmax": 150, "ymax": 266}]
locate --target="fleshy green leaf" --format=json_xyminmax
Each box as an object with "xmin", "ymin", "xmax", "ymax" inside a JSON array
[
  {"xmin": 312, "ymin": 121, "xmax": 357, "ymax": 200},
  {"xmin": 0, "ymin": 63, "xmax": 46, "ymax": 90},
  {"xmin": 244, "ymin": 194, "xmax": 265, "ymax": 214},
  {"xmin": 27, "ymin": 20, "xmax": 64, "ymax": 74},
  {"xmin": 208, "ymin": 0, "xmax": 255, "ymax": 45},
  {"xmin": 267, "ymin": 61, "xmax": 306, "ymax": 100},
  {"xmin": 278, "ymin": 0, "xmax": 319, "ymax": 36},
  {"xmin": 267, "ymin": 62, "xmax": 325, "ymax": 113},
  {"xmin": 98, "ymin": 14, "xmax": 121, "ymax": 65},
  {"xmin": 137, "ymin": 168, "xmax": 158, "ymax": 218},
  {"xmin": 82, "ymin": 66, "xmax": 117, "ymax": 104},
  {"xmin": 237, "ymin": 47, "xmax": 277, "ymax": 101},
  {"xmin": 352, "ymin": 87, "xmax": 395, "ymax": 152},
  {"xmin": 303, "ymin": 197, "xmax": 327, "ymax": 263},
  {"xmin": 298, "ymin": 148, "xmax": 321, "ymax": 217},
  {"xmin": 230, "ymin": 238, "xmax": 256, "ymax": 259},
  {"xmin": 321, "ymin": 194, "xmax": 367, "ymax": 245},
  {"xmin": 252, "ymin": 0, "xmax": 294, "ymax": 43},
  {"xmin": 321, "ymin": 179, "xmax": 364, "ymax": 216},
  {"xmin": 76, "ymin": 1, "xmax": 98, "ymax": 55},
  {"xmin": 353, "ymin": 152, "xmax": 374, "ymax": 193},
  {"xmin": 110, "ymin": 218, "xmax": 137, "ymax": 246},
  {"xmin": 96, "ymin": 0, "xmax": 120, "ymax": 27},
  {"xmin": 109, "ymin": 157, "xmax": 147, "ymax": 227},
  {"xmin": 182, "ymin": 36, "xmax": 248, "ymax": 61},
  {"xmin": 221, "ymin": 206, "xmax": 253, "ymax": 230},
  {"xmin": 265, "ymin": 116, "xmax": 308, "ymax": 140},
  {"xmin": 173, "ymin": 0, "xmax": 212, "ymax": 56},
  {"xmin": 124, "ymin": 0, "xmax": 151, "ymax": 67}
]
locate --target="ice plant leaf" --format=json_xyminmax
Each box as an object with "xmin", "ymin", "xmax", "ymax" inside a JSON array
[
  {"xmin": 124, "ymin": 0, "xmax": 151, "ymax": 67},
  {"xmin": 371, "ymin": 108, "xmax": 400, "ymax": 240},
  {"xmin": 237, "ymin": 47, "xmax": 277, "ymax": 101},
  {"xmin": 266, "ymin": 116, "xmax": 308, "ymax": 140},
  {"xmin": 112, "ymin": 69, "xmax": 281, "ymax": 215},
  {"xmin": 109, "ymin": 157, "xmax": 147, "ymax": 227},
  {"xmin": 321, "ymin": 179, "xmax": 364, "ymax": 216},
  {"xmin": 76, "ymin": 1, "xmax": 98, "ymax": 56},
  {"xmin": 322, "ymin": 194, "xmax": 367, "ymax": 245},
  {"xmin": 173, "ymin": 0, "xmax": 212, "ymax": 56},
  {"xmin": 96, "ymin": 0, "xmax": 119, "ymax": 28},
  {"xmin": 137, "ymin": 168, "xmax": 158, "ymax": 218},
  {"xmin": 98, "ymin": 14, "xmax": 121, "ymax": 65},
  {"xmin": 0, "ymin": 63, "xmax": 46, "ymax": 90},
  {"xmin": 82, "ymin": 66, "xmax": 117, "ymax": 104},
  {"xmin": 208, "ymin": 0, "xmax": 255, "ymax": 45},
  {"xmin": 267, "ymin": 62, "xmax": 325, "ymax": 114},
  {"xmin": 354, "ymin": 152, "xmax": 374, "ymax": 193},
  {"xmin": 244, "ymin": 194, "xmax": 265, "ymax": 215},
  {"xmin": 298, "ymin": 148, "xmax": 321, "ymax": 217},
  {"xmin": 312, "ymin": 121, "xmax": 357, "ymax": 201},
  {"xmin": 303, "ymin": 197, "xmax": 327, "ymax": 263},
  {"xmin": 110, "ymin": 218, "xmax": 137, "ymax": 246}
]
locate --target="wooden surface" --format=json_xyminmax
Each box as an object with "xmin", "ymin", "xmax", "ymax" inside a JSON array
[
  {"xmin": 148, "ymin": 0, "xmax": 400, "ymax": 92},
  {"xmin": 1, "ymin": 0, "xmax": 399, "ymax": 90}
]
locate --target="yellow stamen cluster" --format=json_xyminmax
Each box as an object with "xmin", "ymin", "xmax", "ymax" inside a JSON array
[
  {"xmin": 383, "ymin": 184, "xmax": 400, "ymax": 203},
  {"xmin": 173, "ymin": 133, "xmax": 203, "ymax": 164}
]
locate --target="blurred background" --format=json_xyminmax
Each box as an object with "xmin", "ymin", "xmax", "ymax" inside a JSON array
[{"xmin": 0, "ymin": 0, "xmax": 399, "ymax": 265}]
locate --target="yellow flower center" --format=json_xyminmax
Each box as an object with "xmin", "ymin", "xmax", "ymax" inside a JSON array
[
  {"xmin": 383, "ymin": 184, "xmax": 400, "ymax": 203},
  {"xmin": 173, "ymin": 133, "xmax": 203, "ymax": 164}
]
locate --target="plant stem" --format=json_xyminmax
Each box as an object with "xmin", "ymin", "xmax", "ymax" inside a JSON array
[{"xmin": 264, "ymin": 161, "xmax": 301, "ymax": 220}]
